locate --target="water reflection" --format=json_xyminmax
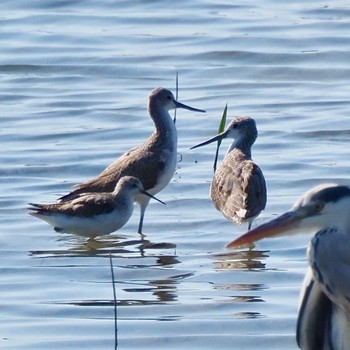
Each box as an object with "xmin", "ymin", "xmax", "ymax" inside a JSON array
[
  {"xmin": 213, "ymin": 249, "xmax": 269, "ymax": 271},
  {"xmin": 123, "ymin": 271, "xmax": 194, "ymax": 303},
  {"xmin": 55, "ymin": 271, "xmax": 193, "ymax": 307},
  {"xmin": 212, "ymin": 249, "xmax": 269, "ymax": 317},
  {"xmin": 234, "ymin": 312, "xmax": 264, "ymax": 319},
  {"xmin": 214, "ymin": 283, "xmax": 266, "ymax": 306},
  {"xmin": 30, "ymin": 234, "xmax": 177, "ymax": 258},
  {"xmin": 29, "ymin": 233, "xmax": 189, "ymax": 306}
]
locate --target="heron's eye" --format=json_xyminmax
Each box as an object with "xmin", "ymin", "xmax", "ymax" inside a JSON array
[
  {"xmin": 314, "ymin": 202, "xmax": 324, "ymax": 213},
  {"xmin": 232, "ymin": 123, "xmax": 238, "ymax": 129},
  {"xmin": 166, "ymin": 95, "xmax": 172, "ymax": 100}
]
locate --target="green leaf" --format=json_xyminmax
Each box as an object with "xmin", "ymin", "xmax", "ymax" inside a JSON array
[
  {"xmin": 218, "ymin": 103, "xmax": 228, "ymax": 134},
  {"xmin": 213, "ymin": 104, "xmax": 228, "ymax": 172}
]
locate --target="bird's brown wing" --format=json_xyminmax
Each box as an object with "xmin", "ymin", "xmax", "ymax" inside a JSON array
[
  {"xmin": 245, "ymin": 163, "xmax": 267, "ymax": 218},
  {"xmin": 59, "ymin": 134, "xmax": 169, "ymax": 201},
  {"xmin": 31, "ymin": 193, "xmax": 116, "ymax": 217}
]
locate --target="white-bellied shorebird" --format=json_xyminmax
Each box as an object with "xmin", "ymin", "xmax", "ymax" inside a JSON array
[
  {"xmin": 227, "ymin": 183, "xmax": 350, "ymax": 350},
  {"xmin": 29, "ymin": 176, "xmax": 165, "ymax": 238},
  {"xmin": 58, "ymin": 87, "xmax": 205, "ymax": 234},
  {"xmin": 191, "ymin": 116, "xmax": 266, "ymax": 229}
]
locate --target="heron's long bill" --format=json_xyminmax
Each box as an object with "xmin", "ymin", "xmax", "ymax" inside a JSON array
[
  {"xmin": 140, "ymin": 189, "xmax": 166, "ymax": 205},
  {"xmin": 174, "ymin": 100, "xmax": 206, "ymax": 113},
  {"xmin": 190, "ymin": 130, "xmax": 227, "ymax": 150},
  {"xmin": 226, "ymin": 210, "xmax": 301, "ymax": 249}
]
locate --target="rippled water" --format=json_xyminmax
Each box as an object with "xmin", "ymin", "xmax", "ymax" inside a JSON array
[{"xmin": 2, "ymin": 1, "xmax": 350, "ymax": 349}]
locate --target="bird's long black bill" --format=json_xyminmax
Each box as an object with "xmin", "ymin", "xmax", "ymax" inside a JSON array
[
  {"xmin": 213, "ymin": 139, "xmax": 222, "ymax": 172},
  {"xmin": 140, "ymin": 189, "xmax": 166, "ymax": 205},
  {"xmin": 190, "ymin": 132, "xmax": 225, "ymax": 150},
  {"xmin": 175, "ymin": 100, "xmax": 206, "ymax": 113}
]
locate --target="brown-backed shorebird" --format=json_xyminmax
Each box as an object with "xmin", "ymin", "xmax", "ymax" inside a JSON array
[
  {"xmin": 227, "ymin": 183, "xmax": 350, "ymax": 350},
  {"xmin": 58, "ymin": 87, "xmax": 205, "ymax": 234},
  {"xmin": 29, "ymin": 176, "xmax": 165, "ymax": 238},
  {"xmin": 191, "ymin": 116, "xmax": 266, "ymax": 229}
]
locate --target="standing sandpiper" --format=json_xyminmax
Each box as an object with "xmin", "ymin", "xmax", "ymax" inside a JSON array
[
  {"xmin": 59, "ymin": 87, "xmax": 205, "ymax": 234},
  {"xmin": 29, "ymin": 176, "xmax": 165, "ymax": 238},
  {"xmin": 191, "ymin": 116, "xmax": 266, "ymax": 229}
]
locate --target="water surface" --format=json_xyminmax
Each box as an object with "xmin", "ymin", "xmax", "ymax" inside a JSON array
[{"xmin": 2, "ymin": 1, "xmax": 350, "ymax": 349}]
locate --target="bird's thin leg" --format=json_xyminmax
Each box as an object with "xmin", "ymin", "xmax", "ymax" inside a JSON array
[
  {"xmin": 137, "ymin": 210, "xmax": 145, "ymax": 236},
  {"xmin": 137, "ymin": 197, "xmax": 151, "ymax": 235},
  {"xmin": 138, "ymin": 215, "xmax": 145, "ymax": 236}
]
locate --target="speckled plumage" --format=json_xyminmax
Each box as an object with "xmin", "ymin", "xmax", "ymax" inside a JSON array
[{"xmin": 192, "ymin": 116, "xmax": 266, "ymax": 228}]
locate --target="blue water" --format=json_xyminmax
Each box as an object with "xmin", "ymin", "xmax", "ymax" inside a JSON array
[{"xmin": 2, "ymin": 1, "xmax": 350, "ymax": 349}]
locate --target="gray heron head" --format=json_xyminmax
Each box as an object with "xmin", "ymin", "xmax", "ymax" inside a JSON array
[{"xmin": 227, "ymin": 183, "xmax": 350, "ymax": 249}]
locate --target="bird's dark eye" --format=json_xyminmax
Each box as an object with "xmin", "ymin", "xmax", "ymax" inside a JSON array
[
  {"xmin": 314, "ymin": 202, "xmax": 324, "ymax": 213},
  {"xmin": 166, "ymin": 95, "xmax": 172, "ymax": 100},
  {"xmin": 233, "ymin": 123, "xmax": 238, "ymax": 129}
]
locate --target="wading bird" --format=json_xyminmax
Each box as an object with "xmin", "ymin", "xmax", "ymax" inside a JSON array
[
  {"xmin": 58, "ymin": 87, "xmax": 205, "ymax": 234},
  {"xmin": 29, "ymin": 176, "xmax": 165, "ymax": 238},
  {"xmin": 227, "ymin": 183, "xmax": 350, "ymax": 350},
  {"xmin": 191, "ymin": 116, "xmax": 266, "ymax": 229}
]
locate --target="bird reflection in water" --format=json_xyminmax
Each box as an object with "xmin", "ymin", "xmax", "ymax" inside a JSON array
[
  {"xmin": 29, "ymin": 233, "xmax": 177, "ymax": 258},
  {"xmin": 210, "ymin": 248, "xmax": 268, "ymax": 317},
  {"xmin": 213, "ymin": 248, "xmax": 268, "ymax": 271}
]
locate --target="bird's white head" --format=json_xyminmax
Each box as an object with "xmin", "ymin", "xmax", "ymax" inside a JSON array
[
  {"xmin": 114, "ymin": 176, "xmax": 166, "ymax": 205},
  {"xmin": 190, "ymin": 116, "xmax": 258, "ymax": 152},
  {"xmin": 115, "ymin": 176, "xmax": 145, "ymax": 195},
  {"xmin": 225, "ymin": 116, "xmax": 258, "ymax": 141},
  {"xmin": 148, "ymin": 87, "xmax": 205, "ymax": 114},
  {"xmin": 291, "ymin": 183, "xmax": 350, "ymax": 232}
]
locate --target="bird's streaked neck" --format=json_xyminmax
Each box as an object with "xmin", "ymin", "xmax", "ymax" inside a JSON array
[
  {"xmin": 149, "ymin": 103, "xmax": 176, "ymax": 134},
  {"xmin": 227, "ymin": 137, "xmax": 252, "ymax": 158}
]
